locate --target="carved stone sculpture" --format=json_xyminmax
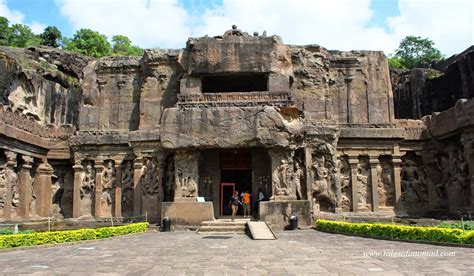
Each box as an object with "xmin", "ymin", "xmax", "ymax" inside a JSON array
[
  {"xmin": 356, "ymin": 157, "xmax": 370, "ymax": 210},
  {"xmin": 174, "ymin": 151, "xmax": 198, "ymax": 199},
  {"xmin": 294, "ymin": 160, "xmax": 304, "ymax": 200},
  {"xmin": 80, "ymin": 161, "xmax": 95, "ymax": 217},
  {"xmin": 338, "ymin": 156, "xmax": 351, "ymax": 211},
  {"xmin": 101, "ymin": 160, "xmax": 114, "ymax": 216},
  {"xmin": 401, "ymin": 159, "xmax": 427, "ymax": 208},
  {"xmin": 0, "ymin": 164, "xmax": 6, "ymax": 217},
  {"xmin": 121, "ymin": 160, "xmax": 133, "ymax": 215},
  {"xmin": 377, "ymin": 158, "xmax": 394, "ymax": 207},
  {"xmin": 312, "ymin": 155, "xmax": 336, "ymax": 210}
]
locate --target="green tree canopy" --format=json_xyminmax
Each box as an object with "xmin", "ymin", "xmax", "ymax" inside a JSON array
[
  {"xmin": 112, "ymin": 35, "xmax": 144, "ymax": 56},
  {"xmin": 394, "ymin": 36, "xmax": 443, "ymax": 69},
  {"xmin": 9, "ymin": 23, "xmax": 39, "ymax": 48},
  {"xmin": 0, "ymin": 16, "xmax": 10, "ymax": 46},
  {"xmin": 40, "ymin": 26, "xmax": 62, "ymax": 47},
  {"xmin": 65, "ymin": 28, "xmax": 112, "ymax": 57}
]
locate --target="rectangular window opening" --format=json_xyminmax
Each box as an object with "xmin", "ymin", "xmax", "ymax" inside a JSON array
[{"xmin": 201, "ymin": 74, "xmax": 268, "ymax": 93}]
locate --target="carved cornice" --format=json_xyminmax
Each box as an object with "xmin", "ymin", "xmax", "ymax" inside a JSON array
[{"xmin": 177, "ymin": 92, "xmax": 293, "ymax": 109}]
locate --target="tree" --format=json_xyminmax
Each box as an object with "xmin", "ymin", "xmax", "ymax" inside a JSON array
[
  {"xmin": 112, "ymin": 35, "xmax": 144, "ymax": 56},
  {"xmin": 394, "ymin": 36, "xmax": 443, "ymax": 69},
  {"xmin": 8, "ymin": 24, "xmax": 39, "ymax": 48},
  {"xmin": 0, "ymin": 16, "xmax": 10, "ymax": 46},
  {"xmin": 65, "ymin": 28, "xmax": 112, "ymax": 58},
  {"xmin": 40, "ymin": 26, "xmax": 62, "ymax": 47}
]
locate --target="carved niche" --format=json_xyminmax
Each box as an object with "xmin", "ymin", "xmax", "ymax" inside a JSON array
[
  {"xmin": 174, "ymin": 151, "xmax": 198, "ymax": 199},
  {"xmin": 338, "ymin": 156, "xmax": 351, "ymax": 211},
  {"xmin": 101, "ymin": 160, "xmax": 115, "ymax": 217},
  {"xmin": 356, "ymin": 156, "xmax": 371, "ymax": 211},
  {"xmin": 51, "ymin": 166, "xmax": 73, "ymax": 219},
  {"xmin": 269, "ymin": 150, "xmax": 297, "ymax": 199},
  {"xmin": 80, "ymin": 160, "xmax": 95, "ymax": 217},
  {"xmin": 121, "ymin": 160, "xmax": 134, "ymax": 216},
  {"xmin": 311, "ymin": 152, "xmax": 338, "ymax": 211},
  {"xmin": 377, "ymin": 156, "xmax": 394, "ymax": 207},
  {"xmin": 400, "ymin": 154, "xmax": 427, "ymax": 211}
]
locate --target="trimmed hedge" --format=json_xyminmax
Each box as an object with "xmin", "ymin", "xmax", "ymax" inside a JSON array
[
  {"xmin": 315, "ymin": 220, "xmax": 474, "ymax": 244},
  {"xmin": 0, "ymin": 222, "xmax": 149, "ymax": 249}
]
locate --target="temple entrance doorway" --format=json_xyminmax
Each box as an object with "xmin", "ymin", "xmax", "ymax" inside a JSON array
[{"xmin": 219, "ymin": 150, "xmax": 252, "ymax": 217}]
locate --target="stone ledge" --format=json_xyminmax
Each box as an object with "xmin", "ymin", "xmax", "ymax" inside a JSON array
[
  {"xmin": 161, "ymin": 201, "xmax": 214, "ymax": 227},
  {"xmin": 339, "ymin": 127, "xmax": 405, "ymax": 139},
  {"xmin": 259, "ymin": 200, "xmax": 311, "ymax": 230}
]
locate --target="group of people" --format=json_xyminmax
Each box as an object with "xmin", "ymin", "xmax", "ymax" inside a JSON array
[{"xmin": 229, "ymin": 189, "xmax": 265, "ymax": 221}]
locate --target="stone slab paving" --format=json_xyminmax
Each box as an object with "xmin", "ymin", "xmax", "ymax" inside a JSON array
[{"xmin": 0, "ymin": 230, "xmax": 473, "ymax": 275}]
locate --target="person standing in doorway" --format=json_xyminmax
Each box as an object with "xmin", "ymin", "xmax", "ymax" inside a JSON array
[
  {"xmin": 242, "ymin": 190, "xmax": 251, "ymax": 218},
  {"xmin": 229, "ymin": 190, "xmax": 241, "ymax": 222}
]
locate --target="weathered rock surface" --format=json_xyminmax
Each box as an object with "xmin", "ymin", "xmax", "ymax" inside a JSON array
[{"xmin": 391, "ymin": 47, "xmax": 474, "ymax": 119}]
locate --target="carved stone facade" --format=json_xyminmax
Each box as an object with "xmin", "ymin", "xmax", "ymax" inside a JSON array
[{"xmin": 0, "ymin": 28, "xmax": 472, "ymax": 225}]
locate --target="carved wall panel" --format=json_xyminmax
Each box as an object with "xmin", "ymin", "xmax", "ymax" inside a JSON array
[
  {"xmin": 121, "ymin": 160, "xmax": 134, "ymax": 217},
  {"xmin": 100, "ymin": 160, "xmax": 115, "ymax": 217},
  {"xmin": 80, "ymin": 160, "xmax": 95, "ymax": 218},
  {"xmin": 378, "ymin": 156, "xmax": 394, "ymax": 207},
  {"xmin": 356, "ymin": 156, "xmax": 371, "ymax": 211},
  {"xmin": 338, "ymin": 155, "xmax": 351, "ymax": 211},
  {"xmin": 401, "ymin": 153, "xmax": 427, "ymax": 212}
]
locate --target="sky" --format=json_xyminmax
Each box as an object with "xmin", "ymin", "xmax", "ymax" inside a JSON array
[{"xmin": 2, "ymin": 0, "xmax": 473, "ymax": 56}]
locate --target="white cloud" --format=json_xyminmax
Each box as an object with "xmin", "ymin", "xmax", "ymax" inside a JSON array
[
  {"xmin": 0, "ymin": 0, "xmax": 24, "ymax": 24},
  {"xmin": 55, "ymin": 0, "xmax": 473, "ymax": 56},
  {"xmin": 0, "ymin": 0, "xmax": 47, "ymax": 34},
  {"xmin": 30, "ymin": 21, "xmax": 46, "ymax": 34},
  {"xmin": 56, "ymin": 0, "xmax": 191, "ymax": 49},
  {"xmin": 388, "ymin": 0, "xmax": 474, "ymax": 57}
]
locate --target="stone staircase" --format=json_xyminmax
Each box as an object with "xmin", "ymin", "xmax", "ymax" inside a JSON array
[{"xmin": 198, "ymin": 218, "xmax": 249, "ymax": 235}]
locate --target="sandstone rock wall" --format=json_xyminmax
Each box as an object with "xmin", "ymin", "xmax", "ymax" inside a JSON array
[
  {"xmin": 0, "ymin": 46, "xmax": 89, "ymax": 127},
  {"xmin": 392, "ymin": 48, "xmax": 474, "ymax": 119}
]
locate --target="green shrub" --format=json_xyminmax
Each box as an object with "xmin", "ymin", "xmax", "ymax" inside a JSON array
[
  {"xmin": 0, "ymin": 222, "xmax": 148, "ymax": 249},
  {"xmin": 437, "ymin": 221, "xmax": 474, "ymax": 231},
  {"xmin": 0, "ymin": 229, "xmax": 35, "ymax": 235},
  {"xmin": 315, "ymin": 220, "xmax": 474, "ymax": 244}
]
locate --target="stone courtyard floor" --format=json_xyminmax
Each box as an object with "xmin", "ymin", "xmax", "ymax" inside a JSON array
[{"xmin": 0, "ymin": 230, "xmax": 473, "ymax": 275}]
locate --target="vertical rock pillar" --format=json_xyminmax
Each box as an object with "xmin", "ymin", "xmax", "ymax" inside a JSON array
[
  {"xmin": 18, "ymin": 155, "xmax": 34, "ymax": 219},
  {"xmin": 133, "ymin": 156, "xmax": 144, "ymax": 217},
  {"xmin": 72, "ymin": 161, "xmax": 84, "ymax": 218},
  {"xmin": 114, "ymin": 160, "xmax": 123, "ymax": 218},
  {"xmin": 348, "ymin": 156, "xmax": 359, "ymax": 212},
  {"xmin": 94, "ymin": 159, "xmax": 104, "ymax": 218},
  {"xmin": 369, "ymin": 157, "xmax": 380, "ymax": 212},
  {"xmin": 34, "ymin": 161, "xmax": 54, "ymax": 217},
  {"xmin": 392, "ymin": 156, "xmax": 403, "ymax": 209},
  {"xmin": 3, "ymin": 151, "xmax": 17, "ymax": 220}
]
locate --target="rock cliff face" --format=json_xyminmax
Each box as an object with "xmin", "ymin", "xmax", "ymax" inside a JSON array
[
  {"xmin": 391, "ymin": 48, "xmax": 474, "ymax": 119},
  {"xmin": 0, "ymin": 46, "xmax": 90, "ymax": 126}
]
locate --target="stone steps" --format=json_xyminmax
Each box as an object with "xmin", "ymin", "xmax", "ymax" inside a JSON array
[{"xmin": 197, "ymin": 219, "xmax": 250, "ymax": 234}]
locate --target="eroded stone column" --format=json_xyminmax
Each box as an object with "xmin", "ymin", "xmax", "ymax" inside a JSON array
[
  {"xmin": 133, "ymin": 156, "xmax": 144, "ymax": 217},
  {"xmin": 34, "ymin": 161, "xmax": 54, "ymax": 217},
  {"xmin": 348, "ymin": 156, "xmax": 359, "ymax": 212},
  {"xmin": 72, "ymin": 161, "xmax": 84, "ymax": 218},
  {"xmin": 392, "ymin": 156, "xmax": 403, "ymax": 209},
  {"xmin": 369, "ymin": 157, "xmax": 380, "ymax": 212},
  {"xmin": 18, "ymin": 155, "xmax": 34, "ymax": 219},
  {"xmin": 94, "ymin": 159, "xmax": 105, "ymax": 218},
  {"xmin": 3, "ymin": 151, "xmax": 17, "ymax": 220},
  {"xmin": 113, "ymin": 160, "xmax": 123, "ymax": 218},
  {"xmin": 174, "ymin": 149, "xmax": 199, "ymax": 201}
]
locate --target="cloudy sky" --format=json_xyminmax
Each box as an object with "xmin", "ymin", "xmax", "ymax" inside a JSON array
[{"xmin": 2, "ymin": 0, "xmax": 473, "ymax": 56}]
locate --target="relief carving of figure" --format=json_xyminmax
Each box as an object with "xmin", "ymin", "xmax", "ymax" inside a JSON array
[
  {"xmin": 121, "ymin": 161, "xmax": 133, "ymax": 214},
  {"xmin": 312, "ymin": 155, "xmax": 336, "ymax": 210},
  {"xmin": 80, "ymin": 161, "xmax": 95, "ymax": 217},
  {"xmin": 356, "ymin": 157, "xmax": 370, "ymax": 210},
  {"xmin": 294, "ymin": 161, "xmax": 304, "ymax": 200},
  {"xmin": 338, "ymin": 157, "xmax": 351, "ymax": 211},
  {"xmin": 377, "ymin": 158, "xmax": 394, "ymax": 207},
  {"xmin": 101, "ymin": 160, "xmax": 114, "ymax": 215},
  {"xmin": 0, "ymin": 165, "xmax": 6, "ymax": 216},
  {"xmin": 51, "ymin": 171, "xmax": 65, "ymax": 218},
  {"xmin": 174, "ymin": 152, "xmax": 198, "ymax": 199},
  {"xmin": 401, "ymin": 159, "xmax": 426, "ymax": 207}
]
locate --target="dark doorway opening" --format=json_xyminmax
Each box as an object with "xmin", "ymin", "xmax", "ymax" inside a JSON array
[
  {"xmin": 220, "ymin": 169, "xmax": 252, "ymax": 216},
  {"xmin": 201, "ymin": 74, "xmax": 268, "ymax": 93}
]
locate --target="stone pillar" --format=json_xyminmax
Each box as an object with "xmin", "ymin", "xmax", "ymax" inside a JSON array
[
  {"xmin": 392, "ymin": 156, "xmax": 403, "ymax": 209},
  {"xmin": 3, "ymin": 151, "xmax": 17, "ymax": 220},
  {"xmin": 174, "ymin": 149, "xmax": 199, "ymax": 201},
  {"xmin": 305, "ymin": 147, "xmax": 313, "ymax": 205},
  {"xmin": 114, "ymin": 160, "xmax": 123, "ymax": 218},
  {"xmin": 18, "ymin": 155, "xmax": 34, "ymax": 219},
  {"xmin": 348, "ymin": 156, "xmax": 359, "ymax": 212},
  {"xmin": 369, "ymin": 157, "xmax": 380, "ymax": 212},
  {"xmin": 72, "ymin": 161, "xmax": 84, "ymax": 218},
  {"xmin": 94, "ymin": 159, "xmax": 104, "ymax": 218},
  {"xmin": 34, "ymin": 161, "xmax": 54, "ymax": 217},
  {"xmin": 345, "ymin": 74, "xmax": 354, "ymax": 124},
  {"xmin": 133, "ymin": 156, "xmax": 144, "ymax": 217}
]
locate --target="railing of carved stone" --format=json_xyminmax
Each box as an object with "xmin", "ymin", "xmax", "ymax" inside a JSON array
[
  {"xmin": 0, "ymin": 105, "xmax": 75, "ymax": 141},
  {"xmin": 177, "ymin": 92, "xmax": 293, "ymax": 109}
]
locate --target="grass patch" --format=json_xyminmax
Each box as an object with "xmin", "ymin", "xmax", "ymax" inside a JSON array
[
  {"xmin": 315, "ymin": 220, "xmax": 474, "ymax": 245},
  {"xmin": 0, "ymin": 222, "xmax": 148, "ymax": 249}
]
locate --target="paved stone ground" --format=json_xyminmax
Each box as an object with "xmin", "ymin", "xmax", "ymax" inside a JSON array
[{"xmin": 0, "ymin": 230, "xmax": 473, "ymax": 275}]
